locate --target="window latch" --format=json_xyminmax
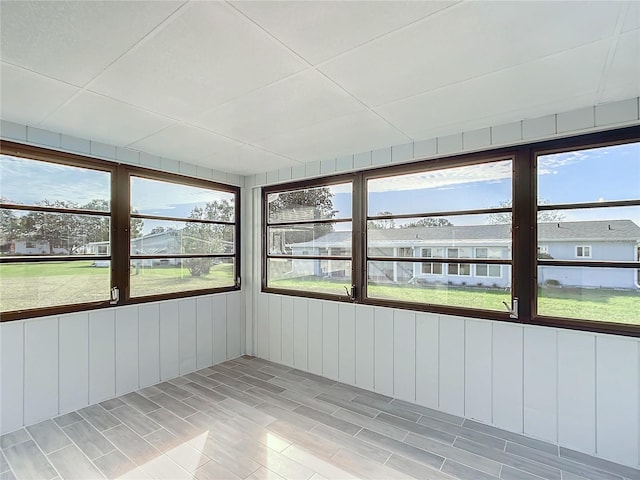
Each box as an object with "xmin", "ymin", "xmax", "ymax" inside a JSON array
[
  {"xmin": 502, "ymin": 297, "xmax": 518, "ymax": 319},
  {"xmin": 235, "ymin": 277, "xmax": 241, "ymax": 288},
  {"xmin": 344, "ymin": 285, "xmax": 356, "ymax": 301},
  {"xmin": 110, "ymin": 286, "xmax": 120, "ymax": 305}
]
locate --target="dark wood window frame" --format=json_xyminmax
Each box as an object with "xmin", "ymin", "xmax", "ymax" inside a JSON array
[
  {"xmin": 262, "ymin": 126, "xmax": 640, "ymax": 337},
  {"xmin": 0, "ymin": 141, "xmax": 240, "ymax": 322}
]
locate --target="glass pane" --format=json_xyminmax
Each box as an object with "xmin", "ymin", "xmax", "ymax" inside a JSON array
[
  {"xmin": 267, "ymin": 183, "xmax": 352, "ymax": 223},
  {"xmin": 0, "ymin": 260, "xmax": 110, "ymax": 312},
  {"xmin": 131, "ymin": 177, "xmax": 235, "ymax": 221},
  {"xmin": 268, "ymin": 223, "xmax": 351, "ymax": 256},
  {"xmin": 537, "ymin": 142, "xmax": 640, "ymax": 205},
  {"xmin": 130, "ymin": 257, "xmax": 234, "ymax": 297},
  {"xmin": 131, "ymin": 220, "xmax": 234, "ymax": 256},
  {"xmin": 367, "ymin": 214, "xmax": 512, "ymax": 259},
  {"xmin": 267, "ymin": 258, "xmax": 351, "ymax": 296},
  {"xmin": 367, "ymin": 261, "xmax": 510, "ymax": 311},
  {"xmin": 0, "ymin": 155, "xmax": 110, "ymax": 209},
  {"xmin": 537, "ymin": 206, "xmax": 640, "ymax": 261},
  {"xmin": 367, "ymin": 159, "xmax": 512, "ymax": 216},
  {"xmin": 0, "ymin": 210, "xmax": 110, "ymax": 256},
  {"xmin": 538, "ymin": 266, "xmax": 639, "ymax": 325}
]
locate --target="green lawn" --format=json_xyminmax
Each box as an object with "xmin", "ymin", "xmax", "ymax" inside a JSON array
[
  {"xmin": 270, "ymin": 277, "xmax": 639, "ymax": 325},
  {"xmin": 2, "ymin": 262, "xmax": 637, "ymax": 325},
  {"xmin": 0, "ymin": 261, "xmax": 234, "ymax": 312}
]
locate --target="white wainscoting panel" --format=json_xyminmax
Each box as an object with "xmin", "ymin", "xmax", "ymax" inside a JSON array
[
  {"xmin": 178, "ymin": 299, "xmax": 197, "ymax": 374},
  {"xmin": 159, "ymin": 300, "xmax": 180, "ymax": 381},
  {"xmin": 338, "ymin": 304, "xmax": 356, "ymax": 385},
  {"xmin": 212, "ymin": 295, "xmax": 228, "ymax": 365},
  {"xmin": 438, "ymin": 316, "xmax": 465, "ymax": 416},
  {"xmin": 59, "ymin": 313, "xmax": 89, "ymax": 414},
  {"xmin": 268, "ymin": 295, "xmax": 282, "ymax": 363},
  {"xmin": 24, "ymin": 317, "xmax": 58, "ymax": 425},
  {"xmin": 464, "ymin": 319, "xmax": 492, "ymax": 424},
  {"xmin": 374, "ymin": 308, "xmax": 394, "ymax": 396},
  {"xmin": 196, "ymin": 297, "xmax": 213, "ymax": 368},
  {"xmin": 322, "ymin": 302, "xmax": 339, "ymax": 379},
  {"xmin": 393, "ymin": 310, "xmax": 416, "ymax": 403},
  {"xmin": 138, "ymin": 304, "xmax": 160, "ymax": 388},
  {"xmin": 89, "ymin": 310, "xmax": 116, "ymax": 404},
  {"xmin": 293, "ymin": 298, "xmax": 309, "ymax": 370},
  {"xmin": 354, "ymin": 306, "xmax": 374, "ymax": 391},
  {"xmin": 415, "ymin": 313, "xmax": 439, "ymax": 409},
  {"xmin": 281, "ymin": 297, "xmax": 294, "ymax": 367},
  {"xmin": 115, "ymin": 307, "xmax": 139, "ymax": 396}
]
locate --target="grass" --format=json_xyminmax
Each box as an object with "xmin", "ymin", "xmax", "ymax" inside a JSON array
[
  {"xmin": 0, "ymin": 261, "xmax": 234, "ymax": 312},
  {"xmin": 270, "ymin": 277, "xmax": 639, "ymax": 325},
  {"xmin": 2, "ymin": 262, "xmax": 637, "ymax": 325}
]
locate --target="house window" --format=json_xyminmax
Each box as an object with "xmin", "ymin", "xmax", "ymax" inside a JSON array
[
  {"xmin": 421, "ymin": 248, "xmax": 443, "ymax": 275},
  {"xmin": 263, "ymin": 177, "xmax": 354, "ymax": 299},
  {"xmin": 263, "ymin": 129, "xmax": 639, "ymax": 336},
  {"xmin": 575, "ymin": 246, "xmax": 591, "ymax": 258},
  {"xmin": 0, "ymin": 141, "xmax": 240, "ymax": 321}
]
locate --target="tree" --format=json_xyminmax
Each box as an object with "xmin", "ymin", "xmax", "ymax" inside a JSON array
[
  {"xmin": 268, "ymin": 187, "xmax": 336, "ymax": 246},
  {"xmin": 0, "ymin": 197, "xmax": 21, "ymax": 239},
  {"xmin": 150, "ymin": 226, "xmax": 166, "ymax": 235},
  {"xmin": 488, "ymin": 200, "xmax": 565, "ymax": 224},
  {"xmin": 368, "ymin": 211, "xmax": 396, "ymax": 230},
  {"xmin": 401, "ymin": 218, "xmax": 452, "ymax": 228},
  {"xmin": 182, "ymin": 200, "xmax": 234, "ymax": 276}
]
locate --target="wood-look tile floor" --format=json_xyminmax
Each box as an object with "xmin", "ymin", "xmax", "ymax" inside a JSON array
[{"xmin": 1, "ymin": 356, "xmax": 637, "ymax": 480}]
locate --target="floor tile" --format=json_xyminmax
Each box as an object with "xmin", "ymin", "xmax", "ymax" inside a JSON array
[
  {"xmin": 110, "ymin": 405, "xmax": 162, "ymax": 436},
  {"xmin": 292, "ymin": 405, "xmax": 361, "ymax": 435},
  {"xmin": 193, "ymin": 459, "xmax": 242, "ymax": 480},
  {"xmin": 47, "ymin": 445, "xmax": 105, "ymax": 480},
  {"xmin": 102, "ymin": 425, "xmax": 160, "ymax": 466},
  {"xmin": 99, "ymin": 398, "xmax": 125, "ymax": 411},
  {"xmin": 93, "ymin": 450, "xmax": 137, "ymax": 480},
  {"xmin": 333, "ymin": 408, "xmax": 408, "ymax": 441},
  {"xmin": 385, "ymin": 453, "xmax": 455, "ymax": 479},
  {"xmin": 148, "ymin": 393, "xmax": 197, "ymax": 418},
  {"xmin": 53, "ymin": 412, "xmax": 83, "ymax": 428},
  {"xmin": 3, "ymin": 440, "xmax": 58, "ymax": 480},
  {"xmin": 26, "ymin": 420, "xmax": 72, "ymax": 454},
  {"xmin": 356, "ymin": 428, "xmax": 444, "ymax": 469},
  {"xmin": 78, "ymin": 405, "xmax": 121, "ymax": 431},
  {"xmin": 0, "ymin": 430, "xmax": 30, "ymax": 450},
  {"xmin": 62, "ymin": 420, "xmax": 115, "ymax": 460},
  {"xmin": 120, "ymin": 392, "xmax": 161, "ymax": 414},
  {"xmin": 155, "ymin": 382, "xmax": 193, "ymax": 401},
  {"xmin": 441, "ymin": 458, "xmax": 499, "ymax": 480}
]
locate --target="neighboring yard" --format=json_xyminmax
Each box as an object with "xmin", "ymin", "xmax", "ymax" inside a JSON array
[
  {"xmin": 269, "ymin": 277, "xmax": 639, "ymax": 325},
  {"xmin": 1, "ymin": 264, "xmax": 637, "ymax": 325},
  {"xmin": 0, "ymin": 261, "xmax": 234, "ymax": 312}
]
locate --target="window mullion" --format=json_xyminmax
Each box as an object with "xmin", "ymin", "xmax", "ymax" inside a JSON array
[
  {"xmin": 112, "ymin": 165, "xmax": 131, "ymax": 304},
  {"xmin": 513, "ymin": 148, "xmax": 535, "ymax": 322}
]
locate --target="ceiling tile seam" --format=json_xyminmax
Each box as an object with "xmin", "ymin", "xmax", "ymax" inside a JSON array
[
  {"xmin": 33, "ymin": 1, "xmax": 190, "ymax": 128},
  {"xmin": 369, "ymin": 35, "xmax": 619, "ymax": 114},
  {"xmin": 0, "ymin": 61, "xmax": 81, "ymax": 126},
  {"xmin": 224, "ymin": 0, "xmax": 414, "ymax": 141},
  {"xmin": 595, "ymin": 1, "xmax": 631, "ymax": 104},
  {"xmin": 80, "ymin": 1, "xmax": 191, "ymax": 92},
  {"xmin": 311, "ymin": 0, "xmax": 465, "ymax": 67}
]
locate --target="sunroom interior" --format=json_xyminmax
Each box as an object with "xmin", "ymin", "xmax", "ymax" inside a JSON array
[{"xmin": 0, "ymin": 1, "xmax": 639, "ymax": 480}]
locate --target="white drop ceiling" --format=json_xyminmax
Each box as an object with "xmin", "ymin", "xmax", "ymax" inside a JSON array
[{"xmin": 1, "ymin": 1, "xmax": 638, "ymax": 175}]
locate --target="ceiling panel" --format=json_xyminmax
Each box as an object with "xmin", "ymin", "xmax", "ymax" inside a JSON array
[
  {"xmin": 254, "ymin": 110, "xmax": 410, "ymax": 162},
  {"xmin": 0, "ymin": 63, "xmax": 78, "ymax": 126},
  {"xmin": 375, "ymin": 40, "xmax": 608, "ymax": 140},
  {"xmin": 320, "ymin": 1, "xmax": 622, "ymax": 107},
  {"xmin": 207, "ymin": 144, "xmax": 299, "ymax": 175},
  {"xmin": 129, "ymin": 123, "xmax": 242, "ymax": 165},
  {"xmin": 0, "ymin": 1, "xmax": 182, "ymax": 86},
  {"xmin": 600, "ymin": 29, "xmax": 640, "ymax": 103},
  {"xmin": 193, "ymin": 69, "xmax": 366, "ymax": 142},
  {"xmin": 39, "ymin": 91, "xmax": 174, "ymax": 146},
  {"xmin": 89, "ymin": 1, "xmax": 307, "ymax": 119},
  {"xmin": 622, "ymin": 1, "xmax": 639, "ymax": 32},
  {"xmin": 231, "ymin": 0, "xmax": 454, "ymax": 64}
]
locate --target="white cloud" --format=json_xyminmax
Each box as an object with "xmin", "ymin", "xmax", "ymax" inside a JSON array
[{"xmin": 367, "ymin": 160, "xmax": 512, "ymax": 193}]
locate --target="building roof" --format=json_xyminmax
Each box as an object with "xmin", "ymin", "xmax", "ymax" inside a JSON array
[{"xmin": 289, "ymin": 220, "xmax": 640, "ymax": 248}]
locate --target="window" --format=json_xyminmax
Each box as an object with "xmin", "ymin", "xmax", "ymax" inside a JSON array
[
  {"xmin": 0, "ymin": 142, "xmax": 239, "ymax": 321},
  {"xmin": 536, "ymin": 139, "xmax": 640, "ymax": 327},
  {"xmin": 421, "ymin": 248, "xmax": 443, "ymax": 275},
  {"xmin": 365, "ymin": 159, "xmax": 512, "ymax": 311},
  {"xmin": 263, "ymin": 177, "xmax": 353, "ymax": 299},
  {"xmin": 575, "ymin": 246, "xmax": 591, "ymax": 258},
  {"xmin": 263, "ymin": 127, "xmax": 639, "ymax": 336}
]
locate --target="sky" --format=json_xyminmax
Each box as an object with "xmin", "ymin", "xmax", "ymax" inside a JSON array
[{"xmin": 1, "ymin": 142, "xmax": 638, "ymax": 234}]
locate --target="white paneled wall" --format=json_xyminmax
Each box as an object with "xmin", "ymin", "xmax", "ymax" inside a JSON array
[
  {"xmin": 254, "ymin": 293, "xmax": 640, "ymax": 468},
  {"xmin": 0, "ymin": 292, "xmax": 244, "ymax": 435}
]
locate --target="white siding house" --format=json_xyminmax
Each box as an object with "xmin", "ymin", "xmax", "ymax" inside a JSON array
[{"xmin": 290, "ymin": 220, "xmax": 640, "ymax": 289}]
